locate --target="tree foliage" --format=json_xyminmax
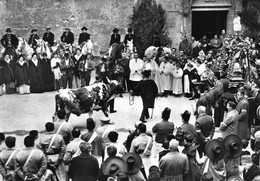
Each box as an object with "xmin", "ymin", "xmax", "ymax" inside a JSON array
[
  {"xmin": 241, "ymin": 0, "xmax": 260, "ymax": 36},
  {"xmin": 129, "ymin": 0, "xmax": 171, "ymax": 57}
]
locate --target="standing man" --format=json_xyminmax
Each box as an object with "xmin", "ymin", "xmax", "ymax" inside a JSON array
[
  {"xmin": 78, "ymin": 26, "xmax": 90, "ymax": 46},
  {"xmin": 195, "ymin": 106, "xmax": 215, "ymax": 158},
  {"xmin": 60, "ymin": 52, "xmax": 75, "ymax": 89},
  {"xmin": 63, "ymin": 128, "xmax": 85, "ymax": 165},
  {"xmin": 152, "ymin": 107, "xmax": 174, "ymax": 144},
  {"xmin": 117, "ymin": 52, "xmax": 130, "ymax": 91},
  {"xmin": 130, "ymin": 123, "xmax": 153, "ymax": 176},
  {"xmin": 78, "ymin": 53, "xmax": 94, "ymax": 87},
  {"xmin": 14, "ymin": 136, "xmax": 48, "ymax": 181},
  {"xmin": 68, "ymin": 142, "xmax": 99, "ymax": 181},
  {"xmin": 28, "ymin": 29, "xmax": 39, "ymax": 50},
  {"xmin": 129, "ymin": 52, "xmax": 144, "ymax": 90},
  {"xmin": 219, "ymin": 101, "xmax": 239, "ymax": 139},
  {"xmin": 152, "ymin": 107, "xmax": 174, "ymax": 161},
  {"xmin": 61, "ymin": 28, "xmax": 74, "ymax": 45},
  {"xmin": 236, "ymin": 89, "xmax": 249, "ymax": 140},
  {"xmin": 109, "ymin": 28, "xmax": 121, "ymax": 46},
  {"xmin": 124, "ymin": 28, "xmax": 135, "ymax": 47},
  {"xmin": 38, "ymin": 122, "xmax": 67, "ymax": 181},
  {"xmin": 159, "ymin": 139, "xmax": 189, "ymax": 181},
  {"xmin": 132, "ymin": 70, "xmax": 158, "ymax": 123},
  {"xmin": 180, "ymin": 110, "xmax": 197, "ymax": 144},
  {"xmin": 1, "ymin": 28, "xmax": 19, "ymax": 56},
  {"xmin": 179, "ymin": 36, "xmax": 192, "ymax": 56},
  {"xmin": 0, "ymin": 136, "xmax": 18, "ymax": 181},
  {"xmin": 54, "ymin": 109, "xmax": 73, "ymax": 145},
  {"xmin": 43, "ymin": 28, "xmax": 55, "ymax": 46}
]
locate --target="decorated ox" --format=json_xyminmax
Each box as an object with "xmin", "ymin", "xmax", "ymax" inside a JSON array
[
  {"xmin": 194, "ymin": 79, "xmax": 229, "ymax": 117},
  {"xmin": 54, "ymin": 79, "xmax": 124, "ymax": 120},
  {"xmin": 81, "ymin": 40, "xmax": 94, "ymax": 55},
  {"xmin": 36, "ymin": 38, "xmax": 52, "ymax": 59}
]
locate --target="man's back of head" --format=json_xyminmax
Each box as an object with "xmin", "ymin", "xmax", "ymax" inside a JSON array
[
  {"xmin": 169, "ymin": 139, "xmax": 179, "ymax": 152},
  {"xmin": 5, "ymin": 136, "xmax": 16, "ymax": 148},
  {"xmin": 138, "ymin": 123, "xmax": 146, "ymax": 134},
  {"xmin": 198, "ymin": 106, "xmax": 206, "ymax": 115}
]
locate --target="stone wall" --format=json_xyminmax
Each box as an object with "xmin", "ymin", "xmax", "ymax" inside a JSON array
[{"xmin": 0, "ymin": 0, "xmax": 135, "ymax": 52}]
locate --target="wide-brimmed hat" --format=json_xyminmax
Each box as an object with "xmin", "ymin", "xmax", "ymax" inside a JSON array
[
  {"xmin": 122, "ymin": 153, "xmax": 142, "ymax": 174},
  {"xmin": 46, "ymin": 27, "xmax": 51, "ymax": 31},
  {"xmin": 81, "ymin": 26, "xmax": 88, "ymax": 31},
  {"xmin": 223, "ymin": 134, "xmax": 242, "ymax": 158},
  {"xmin": 65, "ymin": 28, "xmax": 70, "ymax": 31},
  {"xmin": 6, "ymin": 28, "xmax": 12, "ymax": 33},
  {"xmin": 100, "ymin": 116, "xmax": 114, "ymax": 124},
  {"xmin": 227, "ymin": 176, "xmax": 244, "ymax": 181},
  {"xmin": 102, "ymin": 156, "xmax": 126, "ymax": 176},
  {"xmin": 162, "ymin": 107, "xmax": 171, "ymax": 120},
  {"xmin": 113, "ymin": 28, "xmax": 119, "ymax": 33},
  {"xmin": 205, "ymin": 139, "xmax": 225, "ymax": 162},
  {"xmin": 31, "ymin": 29, "xmax": 38, "ymax": 33},
  {"xmin": 256, "ymin": 105, "xmax": 260, "ymax": 120},
  {"xmin": 182, "ymin": 144, "xmax": 199, "ymax": 154}
]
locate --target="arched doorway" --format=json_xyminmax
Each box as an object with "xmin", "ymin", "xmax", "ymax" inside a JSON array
[{"xmin": 191, "ymin": 0, "xmax": 232, "ymax": 40}]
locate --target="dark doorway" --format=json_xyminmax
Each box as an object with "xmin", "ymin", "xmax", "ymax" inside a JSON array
[{"xmin": 192, "ymin": 11, "xmax": 228, "ymax": 40}]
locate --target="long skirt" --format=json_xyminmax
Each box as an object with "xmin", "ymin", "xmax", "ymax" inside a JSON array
[{"xmin": 172, "ymin": 78, "xmax": 183, "ymax": 95}]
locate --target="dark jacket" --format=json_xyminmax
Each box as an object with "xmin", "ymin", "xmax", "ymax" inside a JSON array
[
  {"xmin": 124, "ymin": 33, "xmax": 135, "ymax": 46},
  {"xmin": 61, "ymin": 31, "xmax": 74, "ymax": 45},
  {"xmin": 28, "ymin": 60, "xmax": 44, "ymax": 93},
  {"xmin": 195, "ymin": 113, "xmax": 215, "ymax": 144},
  {"xmin": 78, "ymin": 33, "xmax": 90, "ymax": 45},
  {"xmin": 40, "ymin": 58, "xmax": 54, "ymax": 91},
  {"xmin": 151, "ymin": 36, "xmax": 160, "ymax": 47},
  {"xmin": 68, "ymin": 153, "xmax": 99, "ymax": 181},
  {"xmin": 28, "ymin": 34, "xmax": 40, "ymax": 48},
  {"xmin": 1, "ymin": 34, "xmax": 19, "ymax": 48},
  {"xmin": 133, "ymin": 79, "xmax": 158, "ymax": 108},
  {"xmin": 43, "ymin": 32, "xmax": 54, "ymax": 46},
  {"xmin": 109, "ymin": 34, "xmax": 121, "ymax": 46},
  {"xmin": 60, "ymin": 58, "xmax": 75, "ymax": 75},
  {"xmin": 243, "ymin": 163, "xmax": 260, "ymax": 181},
  {"xmin": 0, "ymin": 59, "xmax": 15, "ymax": 84},
  {"xmin": 14, "ymin": 62, "xmax": 29, "ymax": 86}
]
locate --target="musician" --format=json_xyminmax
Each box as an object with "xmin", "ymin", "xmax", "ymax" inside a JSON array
[
  {"xmin": 131, "ymin": 70, "xmax": 158, "ymax": 123},
  {"xmin": 43, "ymin": 28, "xmax": 55, "ymax": 46},
  {"xmin": 124, "ymin": 28, "xmax": 135, "ymax": 47},
  {"xmin": 1, "ymin": 28, "xmax": 19, "ymax": 56},
  {"xmin": 78, "ymin": 26, "xmax": 90, "ymax": 46},
  {"xmin": 28, "ymin": 29, "xmax": 39, "ymax": 50},
  {"xmin": 61, "ymin": 28, "xmax": 74, "ymax": 45},
  {"xmin": 109, "ymin": 28, "xmax": 121, "ymax": 46}
]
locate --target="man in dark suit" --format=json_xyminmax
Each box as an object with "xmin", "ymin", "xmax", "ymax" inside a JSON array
[
  {"xmin": 28, "ymin": 29, "xmax": 39, "ymax": 50},
  {"xmin": 124, "ymin": 28, "xmax": 135, "ymax": 46},
  {"xmin": 1, "ymin": 28, "xmax": 19, "ymax": 56},
  {"xmin": 61, "ymin": 28, "xmax": 74, "ymax": 45},
  {"xmin": 78, "ymin": 26, "xmax": 90, "ymax": 46},
  {"xmin": 43, "ymin": 27, "xmax": 54, "ymax": 46},
  {"xmin": 109, "ymin": 28, "xmax": 121, "ymax": 46},
  {"xmin": 195, "ymin": 105, "xmax": 215, "ymax": 157}
]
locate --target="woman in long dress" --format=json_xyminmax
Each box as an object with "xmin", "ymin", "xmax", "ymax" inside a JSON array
[
  {"xmin": 71, "ymin": 48, "xmax": 84, "ymax": 88},
  {"xmin": 14, "ymin": 55, "xmax": 30, "ymax": 94}
]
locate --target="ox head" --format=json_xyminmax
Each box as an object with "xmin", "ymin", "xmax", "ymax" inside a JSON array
[{"xmin": 109, "ymin": 80, "xmax": 125, "ymax": 95}]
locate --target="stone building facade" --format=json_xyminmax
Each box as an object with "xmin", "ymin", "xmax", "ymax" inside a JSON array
[{"xmin": 0, "ymin": 0, "xmax": 242, "ymax": 52}]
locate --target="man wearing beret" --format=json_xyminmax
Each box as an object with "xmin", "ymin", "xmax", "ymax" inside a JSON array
[
  {"xmin": 1, "ymin": 28, "xmax": 19, "ymax": 55},
  {"xmin": 43, "ymin": 28, "xmax": 55, "ymax": 46},
  {"xmin": 28, "ymin": 29, "xmax": 39, "ymax": 50},
  {"xmin": 78, "ymin": 26, "xmax": 90, "ymax": 46},
  {"xmin": 61, "ymin": 28, "xmax": 74, "ymax": 45}
]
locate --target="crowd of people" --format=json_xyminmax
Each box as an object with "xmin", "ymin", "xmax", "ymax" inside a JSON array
[
  {"xmin": 2, "ymin": 23, "xmax": 260, "ymax": 181},
  {"xmin": 1, "ymin": 102, "xmax": 260, "ymax": 181}
]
